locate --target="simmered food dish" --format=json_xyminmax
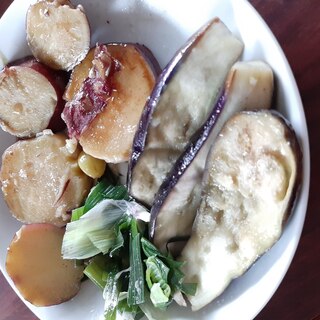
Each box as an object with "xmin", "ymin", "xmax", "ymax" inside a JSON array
[{"xmin": 0, "ymin": 0, "xmax": 303, "ymax": 319}]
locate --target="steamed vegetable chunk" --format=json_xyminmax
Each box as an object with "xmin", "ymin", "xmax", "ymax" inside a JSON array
[
  {"xmin": 63, "ymin": 44, "xmax": 159, "ymax": 163},
  {"xmin": 61, "ymin": 181, "xmax": 196, "ymax": 318},
  {"xmin": 0, "ymin": 132, "xmax": 92, "ymax": 226},
  {"xmin": 128, "ymin": 18, "xmax": 244, "ymax": 207},
  {"xmin": 26, "ymin": 0, "xmax": 90, "ymax": 71},
  {"xmin": 0, "ymin": 58, "xmax": 67, "ymax": 137},
  {"xmin": 180, "ymin": 110, "xmax": 302, "ymax": 311},
  {"xmin": 150, "ymin": 61, "xmax": 274, "ymax": 254},
  {"xmin": 6, "ymin": 224, "xmax": 84, "ymax": 306}
]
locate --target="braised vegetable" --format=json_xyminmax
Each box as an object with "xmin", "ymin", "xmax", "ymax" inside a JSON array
[
  {"xmin": 0, "ymin": 132, "xmax": 92, "ymax": 226},
  {"xmin": 128, "ymin": 18, "xmax": 244, "ymax": 207},
  {"xmin": 26, "ymin": 0, "xmax": 90, "ymax": 71},
  {"xmin": 61, "ymin": 181, "xmax": 196, "ymax": 319},
  {"xmin": 6, "ymin": 224, "xmax": 84, "ymax": 306},
  {"xmin": 180, "ymin": 110, "xmax": 302, "ymax": 311},
  {"xmin": 63, "ymin": 43, "xmax": 159, "ymax": 163},
  {"xmin": 150, "ymin": 61, "xmax": 274, "ymax": 254},
  {"xmin": 0, "ymin": 57, "xmax": 67, "ymax": 137}
]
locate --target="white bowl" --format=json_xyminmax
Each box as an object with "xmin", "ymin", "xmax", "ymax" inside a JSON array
[{"xmin": 0, "ymin": 0, "xmax": 310, "ymax": 319}]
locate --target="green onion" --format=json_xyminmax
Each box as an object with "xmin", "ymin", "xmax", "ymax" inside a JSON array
[
  {"xmin": 103, "ymin": 265, "xmax": 120, "ymax": 320},
  {"xmin": 141, "ymin": 237, "xmax": 197, "ymax": 296},
  {"xmin": 149, "ymin": 282, "xmax": 170, "ymax": 309},
  {"xmin": 84, "ymin": 180, "xmax": 130, "ymax": 214},
  {"xmin": 71, "ymin": 206, "xmax": 85, "ymax": 222},
  {"xmin": 62, "ymin": 180, "xmax": 196, "ymax": 319},
  {"xmin": 62, "ymin": 200, "xmax": 131, "ymax": 259},
  {"xmin": 128, "ymin": 220, "xmax": 145, "ymax": 306},
  {"xmin": 145, "ymin": 256, "xmax": 169, "ymax": 289},
  {"xmin": 84, "ymin": 255, "xmax": 109, "ymax": 290}
]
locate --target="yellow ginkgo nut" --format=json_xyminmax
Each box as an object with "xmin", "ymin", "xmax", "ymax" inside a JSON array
[{"xmin": 78, "ymin": 151, "xmax": 106, "ymax": 179}]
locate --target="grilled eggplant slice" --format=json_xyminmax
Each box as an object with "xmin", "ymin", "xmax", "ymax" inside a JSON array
[
  {"xmin": 0, "ymin": 132, "xmax": 92, "ymax": 226},
  {"xmin": 150, "ymin": 61, "xmax": 274, "ymax": 254},
  {"xmin": 180, "ymin": 110, "xmax": 302, "ymax": 311},
  {"xmin": 128, "ymin": 18, "xmax": 244, "ymax": 206}
]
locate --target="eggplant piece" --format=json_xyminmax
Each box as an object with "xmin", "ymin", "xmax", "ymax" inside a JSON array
[
  {"xmin": 63, "ymin": 43, "xmax": 159, "ymax": 163},
  {"xmin": 150, "ymin": 61, "xmax": 274, "ymax": 254},
  {"xmin": 128, "ymin": 18, "xmax": 244, "ymax": 206},
  {"xmin": 0, "ymin": 57, "xmax": 67, "ymax": 137},
  {"xmin": 0, "ymin": 132, "xmax": 92, "ymax": 226},
  {"xmin": 180, "ymin": 110, "xmax": 302, "ymax": 311},
  {"xmin": 26, "ymin": 0, "xmax": 90, "ymax": 71},
  {"xmin": 6, "ymin": 224, "xmax": 84, "ymax": 306}
]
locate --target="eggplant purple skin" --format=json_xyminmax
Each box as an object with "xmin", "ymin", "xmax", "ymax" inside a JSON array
[
  {"xmin": 149, "ymin": 91, "xmax": 226, "ymax": 239},
  {"xmin": 127, "ymin": 20, "xmax": 217, "ymax": 199},
  {"xmin": 133, "ymin": 43, "xmax": 162, "ymax": 79}
]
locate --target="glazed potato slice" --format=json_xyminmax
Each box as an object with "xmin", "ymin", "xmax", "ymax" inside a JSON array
[
  {"xmin": 63, "ymin": 44, "xmax": 159, "ymax": 163},
  {"xmin": 26, "ymin": 0, "xmax": 90, "ymax": 71},
  {"xmin": 0, "ymin": 132, "xmax": 92, "ymax": 226},
  {"xmin": 180, "ymin": 110, "xmax": 302, "ymax": 311},
  {"xmin": 6, "ymin": 224, "xmax": 84, "ymax": 306},
  {"xmin": 63, "ymin": 47, "xmax": 95, "ymax": 102},
  {"xmin": 0, "ymin": 58, "xmax": 67, "ymax": 137}
]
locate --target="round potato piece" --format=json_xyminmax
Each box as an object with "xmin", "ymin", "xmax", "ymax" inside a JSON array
[
  {"xmin": 6, "ymin": 224, "xmax": 84, "ymax": 306},
  {"xmin": 26, "ymin": 0, "xmax": 90, "ymax": 71},
  {"xmin": 0, "ymin": 132, "xmax": 92, "ymax": 226},
  {"xmin": 78, "ymin": 44, "xmax": 158, "ymax": 163},
  {"xmin": 0, "ymin": 62, "xmax": 66, "ymax": 137}
]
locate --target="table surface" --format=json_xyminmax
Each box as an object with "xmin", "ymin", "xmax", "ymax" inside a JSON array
[{"xmin": 0, "ymin": 1, "xmax": 319, "ymax": 320}]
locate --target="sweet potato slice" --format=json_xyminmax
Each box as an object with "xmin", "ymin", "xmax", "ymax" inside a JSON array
[
  {"xmin": 0, "ymin": 58, "xmax": 67, "ymax": 137},
  {"xmin": 63, "ymin": 44, "xmax": 159, "ymax": 163},
  {"xmin": 180, "ymin": 110, "xmax": 302, "ymax": 311},
  {"xmin": 26, "ymin": 0, "xmax": 90, "ymax": 71},
  {"xmin": 0, "ymin": 132, "xmax": 92, "ymax": 226},
  {"xmin": 6, "ymin": 224, "xmax": 84, "ymax": 306},
  {"xmin": 63, "ymin": 47, "xmax": 95, "ymax": 102}
]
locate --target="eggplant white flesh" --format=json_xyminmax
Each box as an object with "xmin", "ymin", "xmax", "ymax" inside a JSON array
[
  {"xmin": 180, "ymin": 110, "xmax": 302, "ymax": 311},
  {"xmin": 0, "ymin": 132, "xmax": 92, "ymax": 226},
  {"xmin": 150, "ymin": 61, "xmax": 274, "ymax": 254},
  {"xmin": 128, "ymin": 18, "xmax": 244, "ymax": 206},
  {"xmin": 26, "ymin": 0, "xmax": 90, "ymax": 71}
]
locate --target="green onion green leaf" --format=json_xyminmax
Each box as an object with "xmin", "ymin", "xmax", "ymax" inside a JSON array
[{"xmin": 128, "ymin": 220, "xmax": 145, "ymax": 306}]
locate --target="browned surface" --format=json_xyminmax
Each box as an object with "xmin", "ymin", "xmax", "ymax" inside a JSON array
[{"xmin": 0, "ymin": 0, "xmax": 319, "ymax": 319}]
